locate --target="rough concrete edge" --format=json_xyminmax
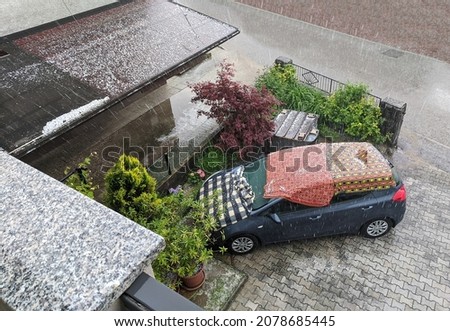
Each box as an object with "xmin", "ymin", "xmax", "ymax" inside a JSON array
[
  {"xmin": 207, "ymin": 258, "xmax": 248, "ymax": 311},
  {"xmin": 219, "ymin": 266, "xmax": 248, "ymax": 311}
]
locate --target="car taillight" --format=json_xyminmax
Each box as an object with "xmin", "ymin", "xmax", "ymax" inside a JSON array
[{"xmin": 392, "ymin": 184, "xmax": 406, "ymax": 202}]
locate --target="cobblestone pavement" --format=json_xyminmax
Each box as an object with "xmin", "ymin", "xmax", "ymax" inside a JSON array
[{"xmin": 238, "ymin": 0, "xmax": 450, "ymax": 63}]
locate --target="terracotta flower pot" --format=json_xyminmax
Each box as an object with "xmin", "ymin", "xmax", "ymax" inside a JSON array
[{"xmin": 180, "ymin": 265, "xmax": 206, "ymax": 291}]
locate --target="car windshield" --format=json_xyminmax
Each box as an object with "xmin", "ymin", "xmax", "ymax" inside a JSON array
[{"xmin": 242, "ymin": 157, "xmax": 270, "ymax": 209}]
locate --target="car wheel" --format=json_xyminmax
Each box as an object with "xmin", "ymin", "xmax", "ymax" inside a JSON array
[
  {"xmin": 228, "ymin": 234, "xmax": 259, "ymax": 254},
  {"xmin": 361, "ymin": 219, "xmax": 393, "ymax": 238}
]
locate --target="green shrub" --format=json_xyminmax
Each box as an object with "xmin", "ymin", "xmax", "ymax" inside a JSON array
[
  {"xmin": 255, "ymin": 64, "xmax": 298, "ymax": 97},
  {"xmin": 318, "ymin": 124, "xmax": 342, "ymax": 141},
  {"xmin": 322, "ymin": 84, "xmax": 386, "ymax": 143},
  {"xmin": 64, "ymin": 154, "xmax": 98, "ymax": 199},
  {"xmin": 104, "ymin": 154, "xmax": 160, "ymax": 227}
]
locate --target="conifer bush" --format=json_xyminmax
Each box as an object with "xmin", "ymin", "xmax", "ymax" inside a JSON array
[{"xmin": 104, "ymin": 154, "xmax": 160, "ymax": 227}]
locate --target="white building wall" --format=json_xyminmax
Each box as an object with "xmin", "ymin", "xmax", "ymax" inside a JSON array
[{"xmin": 1, "ymin": 0, "xmax": 118, "ymax": 36}]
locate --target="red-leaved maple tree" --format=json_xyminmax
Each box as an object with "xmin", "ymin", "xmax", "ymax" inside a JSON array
[{"xmin": 190, "ymin": 61, "xmax": 280, "ymax": 151}]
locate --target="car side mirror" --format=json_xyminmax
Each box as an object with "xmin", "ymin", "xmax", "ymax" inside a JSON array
[{"xmin": 269, "ymin": 213, "xmax": 281, "ymax": 224}]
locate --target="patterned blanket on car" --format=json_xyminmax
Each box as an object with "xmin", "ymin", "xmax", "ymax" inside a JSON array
[
  {"xmin": 199, "ymin": 166, "xmax": 255, "ymax": 228},
  {"xmin": 264, "ymin": 142, "xmax": 396, "ymax": 207}
]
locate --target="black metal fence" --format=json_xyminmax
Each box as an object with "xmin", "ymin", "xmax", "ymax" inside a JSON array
[{"xmin": 292, "ymin": 63, "xmax": 382, "ymax": 107}]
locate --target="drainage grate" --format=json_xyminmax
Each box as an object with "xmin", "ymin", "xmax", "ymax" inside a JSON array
[
  {"xmin": 0, "ymin": 50, "xmax": 9, "ymax": 58},
  {"xmin": 382, "ymin": 49, "xmax": 405, "ymax": 58}
]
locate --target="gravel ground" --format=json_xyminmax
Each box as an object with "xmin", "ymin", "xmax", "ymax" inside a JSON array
[{"xmin": 238, "ymin": 0, "xmax": 450, "ymax": 63}]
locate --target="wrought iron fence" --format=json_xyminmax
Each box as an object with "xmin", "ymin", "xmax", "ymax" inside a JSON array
[{"xmin": 293, "ymin": 64, "xmax": 382, "ymax": 107}]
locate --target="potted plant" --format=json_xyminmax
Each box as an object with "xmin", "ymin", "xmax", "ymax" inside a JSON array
[
  {"xmin": 150, "ymin": 191, "xmax": 218, "ymax": 291},
  {"xmin": 175, "ymin": 198, "xmax": 217, "ymax": 290}
]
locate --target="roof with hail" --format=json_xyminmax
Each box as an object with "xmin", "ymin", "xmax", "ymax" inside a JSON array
[{"xmin": 0, "ymin": 0, "xmax": 238, "ymax": 153}]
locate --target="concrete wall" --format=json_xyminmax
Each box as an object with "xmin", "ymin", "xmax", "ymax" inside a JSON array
[{"xmin": 0, "ymin": 0, "xmax": 118, "ymax": 36}]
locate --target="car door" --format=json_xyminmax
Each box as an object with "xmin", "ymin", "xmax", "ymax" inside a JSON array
[
  {"xmin": 263, "ymin": 199, "xmax": 327, "ymax": 242},
  {"xmin": 317, "ymin": 191, "xmax": 381, "ymax": 236}
]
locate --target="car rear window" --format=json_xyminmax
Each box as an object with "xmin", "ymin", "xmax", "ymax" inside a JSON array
[{"xmin": 331, "ymin": 191, "xmax": 371, "ymax": 203}]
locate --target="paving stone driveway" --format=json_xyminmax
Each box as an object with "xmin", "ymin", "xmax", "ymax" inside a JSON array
[{"xmin": 224, "ymin": 160, "xmax": 450, "ymax": 310}]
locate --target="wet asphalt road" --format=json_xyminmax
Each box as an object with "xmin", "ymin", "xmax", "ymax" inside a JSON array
[
  {"xmin": 179, "ymin": 0, "xmax": 450, "ymax": 310},
  {"xmin": 238, "ymin": 0, "xmax": 450, "ymax": 63}
]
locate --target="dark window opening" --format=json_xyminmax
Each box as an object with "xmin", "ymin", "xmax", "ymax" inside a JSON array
[
  {"xmin": 268, "ymin": 200, "xmax": 312, "ymax": 214},
  {"xmin": 331, "ymin": 191, "xmax": 370, "ymax": 203}
]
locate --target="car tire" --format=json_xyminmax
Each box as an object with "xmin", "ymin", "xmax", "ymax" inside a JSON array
[
  {"xmin": 228, "ymin": 234, "xmax": 259, "ymax": 254},
  {"xmin": 361, "ymin": 219, "xmax": 393, "ymax": 238}
]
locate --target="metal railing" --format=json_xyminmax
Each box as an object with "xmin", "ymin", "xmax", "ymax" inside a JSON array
[{"xmin": 293, "ymin": 64, "xmax": 382, "ymax": 106}]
